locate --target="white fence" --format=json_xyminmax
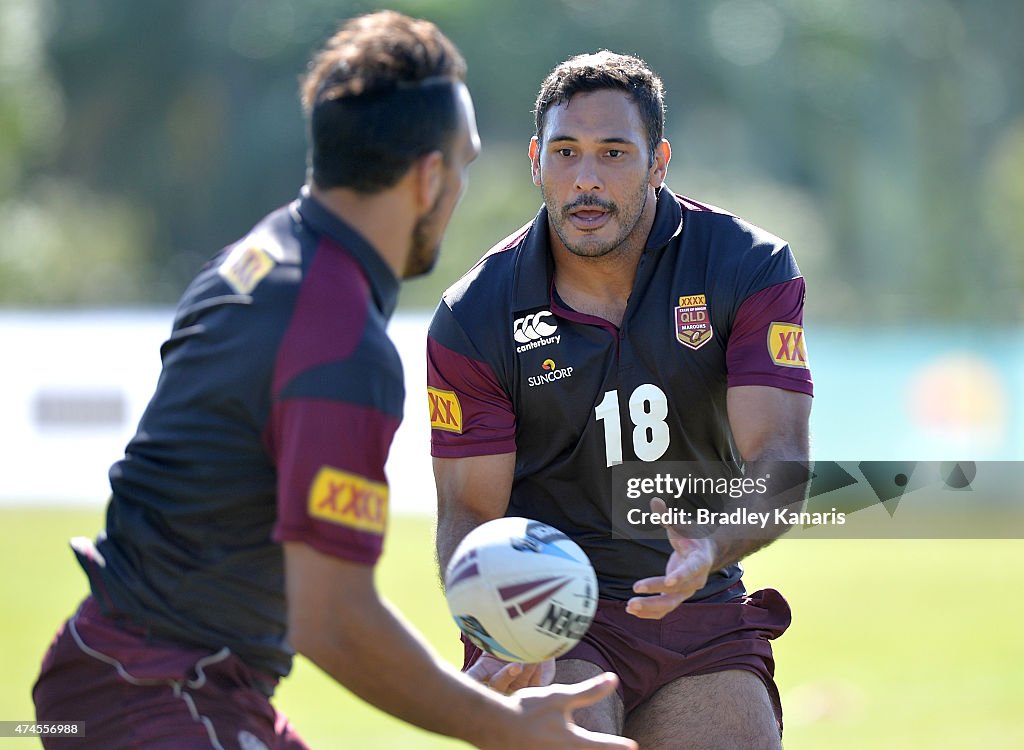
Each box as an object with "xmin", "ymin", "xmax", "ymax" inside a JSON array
[
  {"xmin": 0, "ymin": 311, "xmax": 434, "ymax": 512},
  {"xmin": 1, "ymin": 312, "xmax": 1020, "ymax": 509}
]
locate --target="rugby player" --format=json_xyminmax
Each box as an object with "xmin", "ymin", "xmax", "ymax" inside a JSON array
[
  {"xmin": 428, "ymin": 51, "xmax": 813, "ymax": 749},
  {"xmin": 33, "ymin": 15, "xmax": 635, "ymax": 750}
]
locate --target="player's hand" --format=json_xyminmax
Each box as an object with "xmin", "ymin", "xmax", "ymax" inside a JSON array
[
  {"xmin": 626, "ymin": 497, "xmax": 717, "ymax": 619},
  {"xmin": 492, "ymin": 672, "xmax": 637, "ymax": 750},
  {"xmin": 467, "ymin": 653, "xmax": 555, "ymax": 694}
]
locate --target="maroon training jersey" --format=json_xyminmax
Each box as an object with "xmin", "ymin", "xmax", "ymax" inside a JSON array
[
  {"xmin": 427, "ymin": 187, "xmax": 812, "ymax": 601},
  {"xmin": 75, "ymin": 189, "xmax": 403, "ymax": 678}
]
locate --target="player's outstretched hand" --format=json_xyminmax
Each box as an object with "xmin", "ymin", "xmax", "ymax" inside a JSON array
[
  {"xmin": 627, "ymin": 497, "xmax": 716, "ymax": 620},
  {"xmin": 492, "ymin": 672, "xmax": 637, "ymax": 750},
  {"xmin": 467, "ymin": 653, "xmax": 555, "ymax": 694}
]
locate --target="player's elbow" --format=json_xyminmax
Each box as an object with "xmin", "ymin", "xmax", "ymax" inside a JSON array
[
  {"xmin": 286, "ymin": 592, "xmax": 375, "ymax": 671},
  {"xmin": 287, "ymin": 603, "xmax": 339, "ymax": 665},
  {"xmin": 282, "ymin": 541, "xmax": 379, "ymax": 665}
]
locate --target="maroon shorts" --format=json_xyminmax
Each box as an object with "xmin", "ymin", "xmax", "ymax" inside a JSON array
[
  {"xmin": 464, "ymin": 587, "xmax": 791, "ymax": 730},
  {"xmin": 33, "ymin": 596, "xmax": 308, "ymax": 750}
]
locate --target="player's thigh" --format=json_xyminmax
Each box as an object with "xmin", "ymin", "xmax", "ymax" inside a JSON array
[
  {"xmin": 624, "ymin": 669, "xmax": 780, "ymax": 750},
  {"xmin": 554, "ymin": 658, "xmax": 624, "ymax": 734}
]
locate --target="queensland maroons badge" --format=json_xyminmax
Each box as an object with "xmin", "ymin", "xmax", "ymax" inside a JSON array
[{"xmin": 675, "ymin": 294, "xmax": 713, "ymax": 350}]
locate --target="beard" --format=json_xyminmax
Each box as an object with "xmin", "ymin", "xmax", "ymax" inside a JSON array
[
  {"xmin": 404, "ymin": 190, "xmax": 446, "ymax": 279},
  {"xmin": 542, "ymin": 177, "xmax": 650, "ymax": 258}
]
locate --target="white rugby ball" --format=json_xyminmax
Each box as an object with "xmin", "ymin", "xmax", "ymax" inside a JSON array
[{"xmin": 445, "ymin": 517, "xmax": 598, "ymax": 663}]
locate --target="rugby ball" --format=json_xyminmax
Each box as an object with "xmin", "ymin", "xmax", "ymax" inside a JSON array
[{"xmin": 444, "ymin": 517, "xmax": 598, "ymax": 663}]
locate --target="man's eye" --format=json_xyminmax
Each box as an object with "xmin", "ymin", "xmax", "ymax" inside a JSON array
[
  {"xmin": 557, "ymin": 148, "xmax": 573, "ymax": 157},
  {"xmin": 607, "ymin": 149, "xmax": 623, "ymax": 158}
]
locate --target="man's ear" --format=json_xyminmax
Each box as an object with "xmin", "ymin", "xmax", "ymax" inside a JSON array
[
  {"xmin": 415, "ymin": 150, "xmax": 445, "ymax": 212},
  {"xmin": 528, "ymin": 136, "xmax": 542, "ymax": 187},
  {"xmin": 649, "ymin": 139, "xmax": 671, "ymax": 188}
]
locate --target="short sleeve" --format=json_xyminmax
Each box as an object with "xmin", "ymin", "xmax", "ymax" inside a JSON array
[
  {"xmin": 427, "ymin": 304, "xmax": 516, "ymax": 457},
  {"xmin": 726, "ymin": 277, "xmax": 813, "ymax": 395},
  {"xmin": 270, "ymin": 397, "xmax": 398, "ymax": 565},
  {"xmin": 266, "ymin": 240, "xmax": 402, "ymax": 564}
]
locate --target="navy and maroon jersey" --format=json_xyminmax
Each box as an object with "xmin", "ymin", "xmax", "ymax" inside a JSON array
[
  {"xmin": 428, "ymin": 187, "xmax": 812, "ymax": 601},
  {"xmin": 75, "ymin": 188, "xmax": 402, "ymax": 679}
]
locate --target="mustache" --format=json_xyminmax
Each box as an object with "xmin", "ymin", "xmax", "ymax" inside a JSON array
[{"xmin": 561, "ymin": 194, "xmax": 617, "ymax": 218}]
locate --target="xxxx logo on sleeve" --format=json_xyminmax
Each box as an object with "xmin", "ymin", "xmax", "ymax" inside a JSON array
[
  {"xmin": 427, "ymin": 387, "xmax": 463, "ymax": 433},
  {"xmin": 674, "ymin": 294, "xmax": 713, "ymax": 350},
  {"xmin": 218, "ymin": 244, "xmax": 275, "ymax": 294},
  {"xmin": 308, "ymin": 466, "xmax": 388, "ymax": 534},
  {"xmin": 768, "ymin": 322, "xmax": 809, "ymax": 368}
]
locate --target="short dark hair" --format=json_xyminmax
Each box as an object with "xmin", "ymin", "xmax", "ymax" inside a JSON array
[
  {"xmin": 301, "ymin": 11, "xmax": 467, "ymax": 193},
  {"xmin": 534, "ymin": 51, "xmax": 665, "ymax": 162}
]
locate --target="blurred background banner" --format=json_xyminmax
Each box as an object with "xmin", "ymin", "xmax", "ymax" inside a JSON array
[{"xmin": 0, "ymin": 312, "xmax": 1021, "ymax": 508}]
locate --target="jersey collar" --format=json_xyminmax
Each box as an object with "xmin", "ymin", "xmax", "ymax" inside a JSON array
[
  {"xmin": 511, "ymin": 185, "xmax": 684, "ymax": 313},
  {"xmin": 293, "ymin": 187, "xmax": 400, "ymax": 319},
  {"xmin": 646, "ymin": 184, "xmax": 685, "ymax": 250}
]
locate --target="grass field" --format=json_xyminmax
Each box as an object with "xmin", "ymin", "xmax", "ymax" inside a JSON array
[{"xmin": 2, "ymin": 507, "xmax": 1022, "ymax": 749}]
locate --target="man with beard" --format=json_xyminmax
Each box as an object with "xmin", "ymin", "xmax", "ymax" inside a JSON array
[
  {"xmin": 428, "ymin": 52, "xmax": 813, "ymax": 749},
  {"xmin": 33, "ymin": 15, "xmax": 635, "ymax": 750}
]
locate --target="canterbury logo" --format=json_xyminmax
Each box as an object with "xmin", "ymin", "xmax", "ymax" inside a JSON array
[{"xmin": 513, "ymin": 311, "xmax": 557, "ymax": 343}]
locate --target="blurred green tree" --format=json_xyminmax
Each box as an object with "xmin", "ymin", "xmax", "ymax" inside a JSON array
[
  {"xmin": 0, "ymin": 0, "xmax": 1019, "ymax": 320},
  {"xmin": 0, "ymin": 0, "xmax": 152, "ymax": 305}
]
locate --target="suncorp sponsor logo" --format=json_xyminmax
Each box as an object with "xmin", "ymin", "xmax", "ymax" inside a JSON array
[
  {"xmin": 513, "ymin": 310, "xmax": 560, "ymax": 353},
  {"xmin": 528, "ymin": 359, "xmax": 574, "ymax": 387}
]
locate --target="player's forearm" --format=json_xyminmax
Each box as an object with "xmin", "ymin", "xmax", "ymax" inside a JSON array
[
  {"xmin": 436, "ymin": 503, "xmax": 495, "ymax": 580},
  {"xmin": 719, "ymin": 385, "xmax": 811, "ymax": 570},
  {"xmin": 708, "ymin": 453, "xmax": 810, "ymax": 570},
  {"xmin": 706, "ymin": 533, "xmax": 772, "ymax": 572},
  {"xmin": 296, "ymin": 589, "xmax": 509, "ymax": 747},
  {"xmin": 433, "ymin": 453, "xmax": 517, "ymax": 579}
]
